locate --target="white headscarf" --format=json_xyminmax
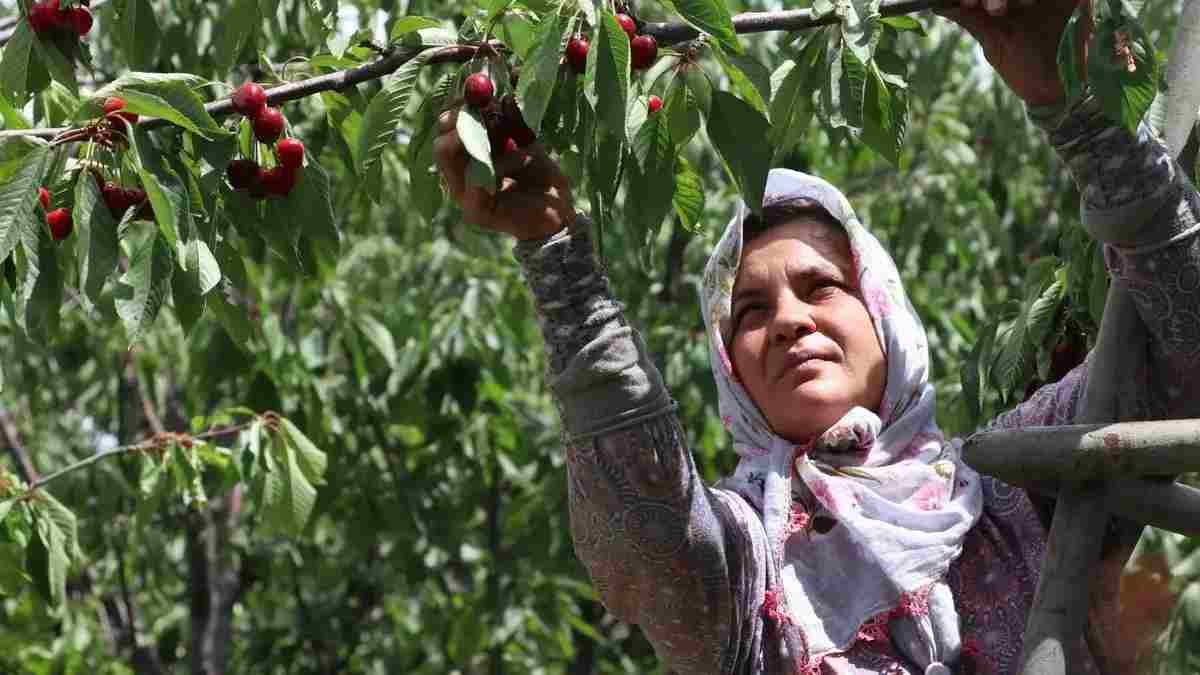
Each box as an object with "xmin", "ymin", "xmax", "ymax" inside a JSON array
[{"xmin": 701, "ymin": 169, "xmax": 984, "ymax": 673}]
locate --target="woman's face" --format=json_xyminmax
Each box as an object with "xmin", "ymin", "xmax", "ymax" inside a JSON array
[{"xmin": 729, "ymin": 219, "xmax": 887, "ymax": 444}]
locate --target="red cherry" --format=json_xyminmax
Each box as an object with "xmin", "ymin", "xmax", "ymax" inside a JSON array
[
  {"xmin": 630, "ymin": 34, "xmax": 658, "ymax": 70},
  {"xmin": 67, "ymin": 7, "xmax": 92, "ymax": 36},
  {"xmin": 464, "ymin": 73, "xmax": 495, "ymax": 109},
  {"xmin": 565, "ymin": 36, "xmax": 590, "ymax": 74},
  {"xmin": 102, "ymin": 96, "xmax": 139, "ymax": 127},
  {"xmin": 37, "ymin": 187, "xmax": 50, "ymax": 211},
  {"xmin": 125, "ymin": 187, "xmax": 147, "ymax": 206},
  {"xmin": 648, "ymin": 95, "xmax": 663, "ymax": 114},
  {"xmin": 502, "ymin": 137, "xmax": 519, "ymax": 155},
  {"xmin": 46, "ymin": 208, "xmax": 72, "ymax": 241},
  {"xmin": 261, "ymin": 166, "xmax": 298, "ymax": 196},
  {"xmin": 28, "ymin": 1, "xmax": 61, "ymax": 33},
  {"xmin": 252, "ymin": 107, "xmax": 285, "ymax": 144},
  {"xmin": 615, "ymin": 14, "xmax": 637, "ymax": 39},
  {"xmin": 101, "ymin": 181, "xmax": 127, "ymax": 215},
  {"xmin": 276, "ymin": 138, "xmax": 305, "ymax": 169},
  {"xmin": 226, "ymin": 159, "xmax": 260, "ymax": 190},
  {"xmin": 232, "ymin": 82, "xmax": 268, "ymax": 118}
]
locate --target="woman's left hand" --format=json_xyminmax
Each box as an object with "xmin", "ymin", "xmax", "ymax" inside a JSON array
[{"xmin": 937, "ymin": 0, "xmax": 1092, "ymax": 106}]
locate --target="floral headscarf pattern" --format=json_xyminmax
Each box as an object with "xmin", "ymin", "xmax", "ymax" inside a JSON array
[{"xmin": 701, "ymin": 169, "xmax": 984, "ymax": 672}]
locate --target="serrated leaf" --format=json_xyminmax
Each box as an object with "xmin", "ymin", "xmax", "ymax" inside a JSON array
[
  {"xmin": 860, "ymin": 61, "xmax": 907, "ymax": 164},
  {"xmin": 673, "ymin": 157, "xmax": 705, "ymax": 232},
  {"xmin": 661, "ymin": 0, "xmax": 741, "ymax": 54},
  {"xmin": 74, "ymin": 170, "xmax": 120, "ymax": 305},
  {"xmin": 213, "ymin": 0, "xmax": 258, "ymax": 75},
  {"xmin": 590, "ymin": 11, "xmax": 630, "ymax": 204},
  {"xmin": 355, "ymin": 314, "xmax": 397, "ymax": 367},
  {"xmin": 516, "ymin": 11, "xmax": 570, "ymax": 134},
  {"xmin": 110, "ymin": 0, "xmax": 161, "ymax": 70},
  {"xmin": 457, "ymin": 107, "xmax": 496, "ymax": 190},
  {"xmin": 357, "ymin": 50, "xmax": 437, "ymax": 194},
  {"xmin": 27, "ymin": 510, "xmax": 67, "ymax": 607},
  {"xmin": 627, "ymin": 112, "xmax": 676, "ymax": 260},
  {"xmin": 39, "ymin": 493, "xmax": 79, "ymax": 562},
  {"xmin": 715, "ymin": 48, "xmax": 771, "ymax": 114},
  {"xmin": 280, "ymin": 418, "xmax": 328, "ymax": 486},
  {"xmin": 262, "ymin": 434, "xmax": 317, "ymax": 537},
  {"xmin": 769, "ymin": 31, "xmax": 827, "ymax": 160},
  {"xmin": 1057, "ymin": 9, "xmax": 1089, "ymax": 103},
  {"xmin": 880, "ymin": 15, "xmax": 925, "ymax": 34},
  {"xmin": 389, "ymin": 16, "xmax": 443, "ymax": 43},
  {"xmin": 0, "ymin": 20, "xmax": 35, "ymax": 105},
  {"xmin": 21, "ymin": 224, "xmax": 61, "ymax": 342},
  {"xmin": 664, "ymin": 75, "xmax": 701, "ymax": 146},
  {"xmin": 0, "ymin": 143, "xmax": 51, "ymax": 267},
  {"xmin": 114, "ymin": 234, "xmax": 174, "ymax": 344},
  {"xmin": 707, "ymin": 91, "xmax": 772, "ymax": 215},
  {"xmin": 183, "ymin": 240, "xmax": 221, "ymax": 295},
  {"xmin": 90, "ymin": 73, "xmax": 226, "ymax": 139},
  {"xmin": 838, "ymin": 0, "xmax": 883, "ymax": 65},
  {"xmin": 288, "ymin": 160, "xmax": 340, "ymax": 256},
  {"xmin": 31, "ymin": 32, "xmax": 77, "ymax": 93}
]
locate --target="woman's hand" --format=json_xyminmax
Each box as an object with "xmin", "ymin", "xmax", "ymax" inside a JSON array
[
  {"xmin": 433, "ymin": 108, "xmax": 577, "ymax": 241},
  {"xmin": 937, "ymin": 0, "xmax": 1092, "ymax": 106}
]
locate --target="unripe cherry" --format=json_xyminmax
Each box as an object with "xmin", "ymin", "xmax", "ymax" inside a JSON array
[
  {"xmin": 615, "ymin": 14, "xmax": 637, "ymax": 39},
  {"xmin": 464, "ymin": 73, "xmax": 495, "ymax": 109},
  {"xmin": 46, "ymin": 207, "xmax": 72, "ymax": 241},
  {"xmin": 648, "ymin": 95, "xmax": 663, "ymax": 114},
  {"xmin": 252, "ymin": 107, "xmax": 285, "ymax": 144},
  {"xmin": 565, "ymin": 36, "xmax": 590, "ymax": 74},
  {"xmin": 630, "ymin": 34, "xmax": 658, "ymax": 70},
  {"xmin": 232, "ymin": 82, "xmax": 268, "ymax": 118}
]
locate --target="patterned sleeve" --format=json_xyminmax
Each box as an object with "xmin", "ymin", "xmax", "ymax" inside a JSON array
[
  {"xmin": 513, "ymin": 217, "xmax": 761, "ymax": 673},
  {"xmin": 1028, "ymin": 91, "xmax": 1200, "ymax": 422}
]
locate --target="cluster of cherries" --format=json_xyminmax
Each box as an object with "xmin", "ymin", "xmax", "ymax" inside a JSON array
[
  {"xmin": 563, "ymin": 13, "xmax": 658, "ymax": 74},
  {"xmin": 463, "ymin": 74, "xmax": 537, "ymax": 157},
  {"xmin": 27, "ymin": 0, "xmax": 92, "ymax": 36},
  {"xmin": 98, "ymin": 177, "xmax": 150, "ymax": 221},
  {"xmin": 223, "ymin": 82, "xmax": 305, "ymax": 198}
]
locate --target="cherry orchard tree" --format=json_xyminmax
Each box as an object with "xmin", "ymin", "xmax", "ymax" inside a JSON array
[{"xmin": 0, "ymin": 0, "xmax": 1196, "ymax": 673}]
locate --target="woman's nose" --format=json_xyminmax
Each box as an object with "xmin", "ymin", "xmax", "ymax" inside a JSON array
[{"xmin": 772, "ymin": 299, "xmax": 816, "ymax": 344}]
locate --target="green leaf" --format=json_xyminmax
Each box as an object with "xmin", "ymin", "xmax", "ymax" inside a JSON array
[
  {"xmin": 660, "ymin": 0, "xmax": 741, "ymax": 54},
  {"xmin": 707, "ymin": 91, "xmax": 772, "ymax": 215},
  {"xmin": 1057, "ymin": 10, "xmax": 1089, "ymax": 103},
  {"xmin": 516, "ymin": 11, "xmax": 570, "ymax": 134},
  {"xmin": 27, "ymin": 510, "xmax": 67, "ymax": 607},
  {"xmin": 0, "ymin": 142, "xmax": 51, "ymax": 267},
  {"xmin": 457, "ymin": 106, "xmax": 496, "ymax": 190},
  {"xmin": 110, "ymin": 0, "xmax": 161, "ymax": 70},
  {"xmin": 590, "ymin": 11, "xmax": 630, "ymax": 204},
  {"xmin": 664, "ymin": 75, "xmax": 701, "ymax": 146},
  {"xmin": 213, "ymin": 0, "xmax": 259, "ymax": 75},
  {"xmin": 31, "ymin": 33, "xmax": 77, "ymax": 93},
  {"xmin": 672, "ymin": 157, "xmax": 705, "ymax": 232},
  {"xmin": 1089, "ymin": 19, "xmax": 1159, "ymax": 133},
  {"xmin": 355, "ymin": 314, "xmax": 397, "ymax": 368},
  {"xmin": 389, "ymin": 16, "xmax": 443, "ymax": 43},
  {"xmin": 357, "ymin": 49, "xmax": 437, "ymax": 195},
  {"xmin": 74, "ymin": 170, "xmax": 120, "ymax": 305},
  {"xmin": 0, "ymin": 500, "xmax": 12, "ymax": 525},
  {"xmin": 263, "ymin": 434, "xmax": 318, "ymax": 537},
  {"xmin": 880, "ymin": 15, "xmax": 925, "ymax": 34},
  {"xmin": 860, "ymin": 61, "xmax": 908, "ymax": 165},
  {"xmin": 626, "ymin": 111, "xmax": 676, "ymax": 270},
  {"xmin": 114, "ymin": 233, "xmax": 174, "ymax": 344},
  {"xmin": 287, "ymin": 160, "xmax": 340, "ymax": 256},
  {"xmin": 39, "ymin": 493, "xmax": 80, "ymax": 562},
  {"xmin": 21, "ymin": 220, "xmax": 62, "ymax": 342},
  {"xmin": 280, "ymin": 417, "xmax": 328, "ymax": 486},
  {"xmin": 183, "ymin": 240, "xmax": 221, "ymax": 295},
  {"xmin": 0, "ymin": 20, "xmax": 35, "ymax": 105},
  {"xmin": 91, "ymin": 73, "xmax": 227, "ymax": 139},
  {"xmin": 838, "ymin": 0, "xmax": 883, "ymax": 65},
  {"xmin": 714, "ymin": 48, "xmax": 771, "ymax": 114},
  {"xmin": 769, "ymin": 31, "xmax": 827, "ymax": 160}
]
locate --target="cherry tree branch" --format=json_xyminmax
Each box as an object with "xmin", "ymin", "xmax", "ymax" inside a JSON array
[{"xmin": 0, "ymin": 0, "xmax": 960, "ymax": 139}]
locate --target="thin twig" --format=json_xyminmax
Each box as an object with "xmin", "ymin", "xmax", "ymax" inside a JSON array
[{"xmin": 21, "ymin": 420, "xmax": 255, "ymax": 492}]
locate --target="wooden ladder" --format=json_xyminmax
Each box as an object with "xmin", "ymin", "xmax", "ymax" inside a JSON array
[{"xmin": 963, "ymin": 284, "xmax": 1200, "ymax": 675}]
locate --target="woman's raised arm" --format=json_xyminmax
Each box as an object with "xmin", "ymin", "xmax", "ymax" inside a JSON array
[{"xmin": 435, "ymin": 108, "xmax": 764, "ymax": 673}]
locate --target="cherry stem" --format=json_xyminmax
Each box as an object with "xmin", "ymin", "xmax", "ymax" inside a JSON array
[{"xmin": 15, "ymin": 418, "xmax": 262, "ymax": 494}]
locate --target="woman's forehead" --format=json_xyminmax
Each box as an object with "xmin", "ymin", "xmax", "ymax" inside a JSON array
[{"xmin": 736, "ymin": 220, "xmax": 853, "ymax": 285}]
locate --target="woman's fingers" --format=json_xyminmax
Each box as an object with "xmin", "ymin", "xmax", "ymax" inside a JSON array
[{"xmin": 433, "ymin": 128, "xmax": 468, "ymax": 201}]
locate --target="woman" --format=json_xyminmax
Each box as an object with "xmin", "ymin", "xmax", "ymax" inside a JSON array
[{"xmin": 434, "ymin": 0, "xmax": 1200, "ymax": 671}]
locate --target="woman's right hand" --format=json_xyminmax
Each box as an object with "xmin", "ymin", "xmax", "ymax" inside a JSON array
[{"xmin": 433, "ymin": 107, "xmax": 577, "ymax": 241}]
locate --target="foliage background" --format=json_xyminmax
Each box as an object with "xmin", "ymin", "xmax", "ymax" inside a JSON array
[{"xmin": 0, "ymin": 0, "xmax": 1196, "ymax": 673}]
